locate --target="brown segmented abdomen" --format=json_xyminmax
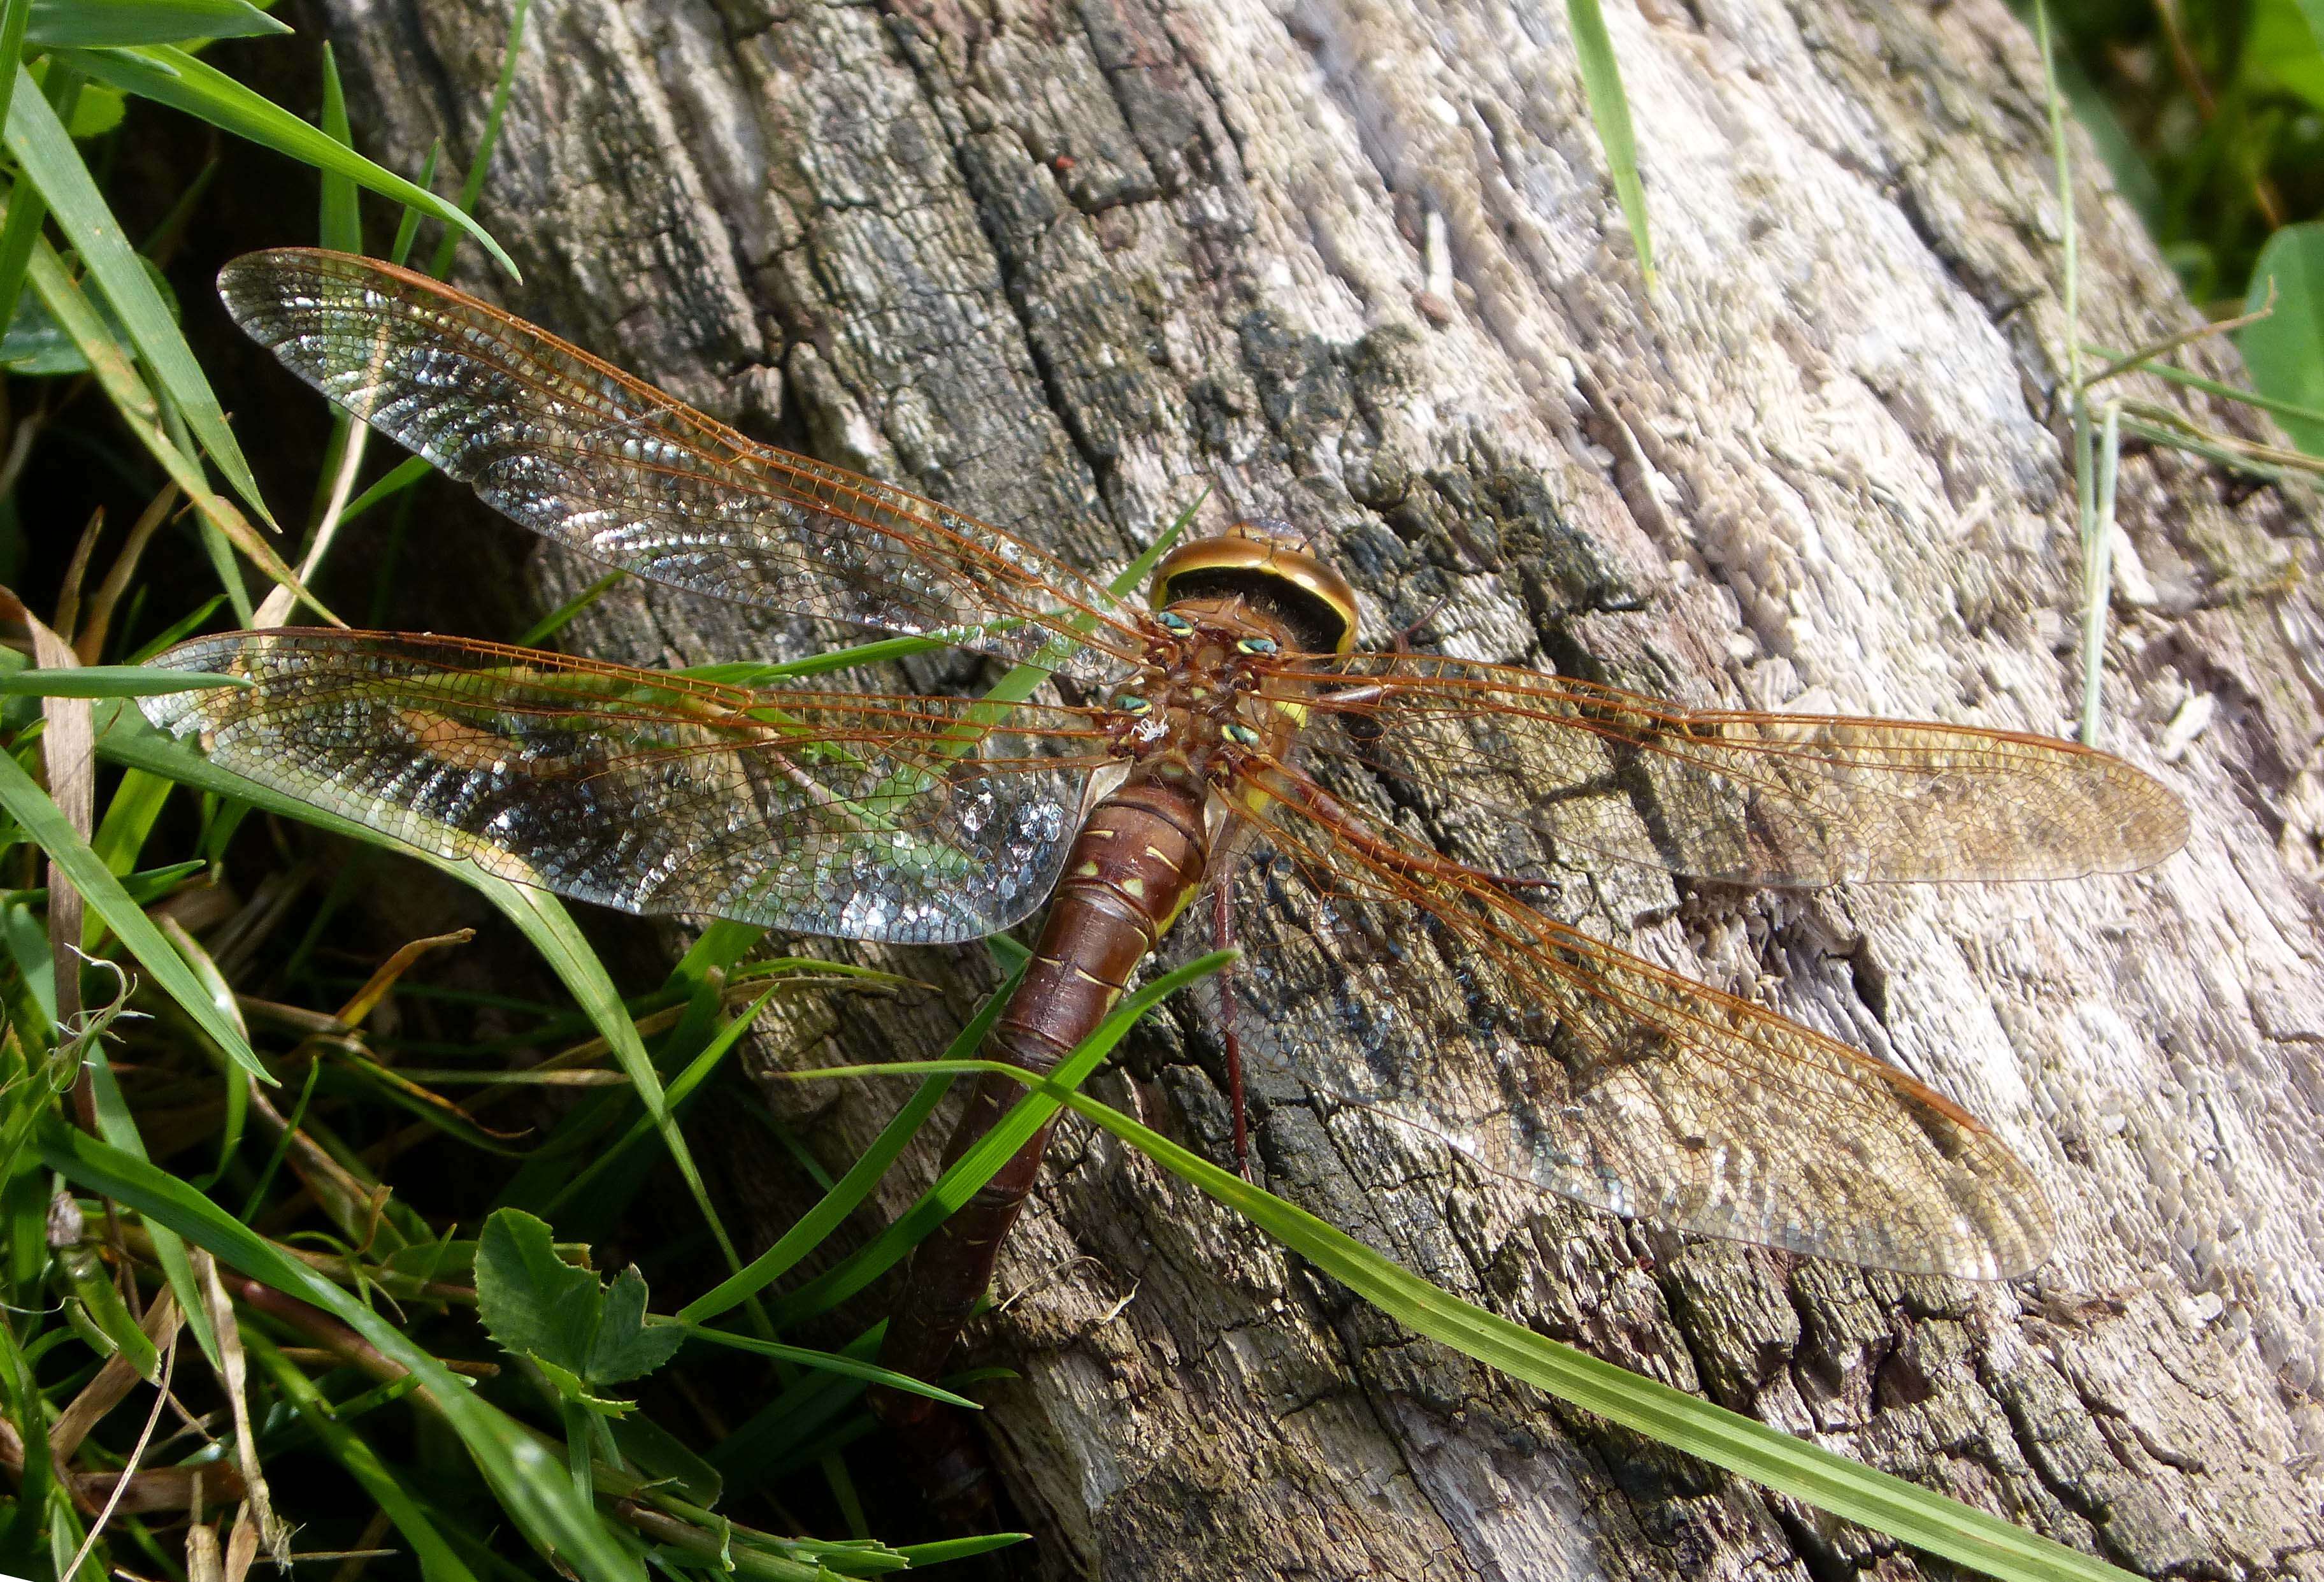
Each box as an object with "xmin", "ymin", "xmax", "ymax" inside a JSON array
[{"xmin": 870, "ymin": 766, "xmax": 1213, "ymax": 1497}]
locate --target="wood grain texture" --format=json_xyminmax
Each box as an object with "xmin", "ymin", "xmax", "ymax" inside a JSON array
[{"xmin": 303, "ymin": 0, "xmax": 2324, "ymax": 1574}]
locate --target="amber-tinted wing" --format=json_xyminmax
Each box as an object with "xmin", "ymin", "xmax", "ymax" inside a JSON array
[
  {"xmin": 217, "ymin": 250, "xmax": 1141, "ymax": 679},
  {"xmin": 141, "ymin": 632, "xmax": 1108, "ymax": 944},
  {"xmin": 1282, "ymin": 653, "xmax": 2186, "ymax": 886},
  {"xmin": 1209, "ymin": 757, "xmax": 2055, "ymax": 1279}
]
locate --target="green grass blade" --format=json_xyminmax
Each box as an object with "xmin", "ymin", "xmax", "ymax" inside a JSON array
[
  {"xmin": 61, "ymin": 45, "xmax": 520, "ymax": 280},
  {"xmin": 538, "ymin": 982, "xmax": 782, "ymax": 1218},
  {"xmin": 516, "ymin": 569, "xmax": 625, "ymax": 648},
  {"xmin": 0, "ymin": 171, "xmax": 47, "ymax": 355},
  {"xmin": 705, "ymin": 1327, "xmax": 885, "ymax": 1479},
  {"xmin": 336, "ymin": 452, "xmax": 433, "ymax": 529},
  {"xmin": 315, "ymin": 43, "xmax": 360, "ymax": 256},
  {"xmin": 27, "ymin": 0, "xmax": 287, "ymax": 46},
  {"xmin": 73, "ymin": 1032, "xmax": 221, "ymax": 1369},
  {"xmin": 475, "ymin": 882, "xmax": 755, "ymax": 1288},
  {"xmin": 2037, "ymin": 0, "xmax": 2081, "ymax": 396},
  {"xmin": 2077, "ymin": 402, "xmax": 2118, "ymax": 745},
  {"xmin": 0, "ymin": 746, "xmax": 266, "ymax": 1081},
  {"xmin": 1036, "ymin": 1080, "xmax": 2144, "ymax": 1582},
  {"xmin": 38, "ymin": 1118, "xmax": 644, "ymax": 1582},
  {"xmin": 92, "ymin": 766, "xmax": 176, "ymax": 875},
  {"xmin": 891, "ymin": 1534, "xmax": 1032, "ymax": 1567},
  {"xmin": 1567, "ymin": 0, "xmax": 1654, "ymax": 289},
  {"xmin": 387, "ymin": 139, "xmax": 443, "ymax": 266},
  {"xmin": 5, "ymin": 63, "xmax": 272, "ymax": 524},
  {"xmin": 2080, "ymin": 340, "xmax": 2324, "ymax": 428},
  {"xmin": 20, "ymin": 234, "xmax": 316, "ymax": 617},
  {"xmin": 429, "ymin": 0, "xmax": 528, "ymax": 278},
  {"xmin": 0, "ymin": 57, "xmax": 73, "ymax": 347},
  {"xmin": 247, "ymin": 1330, "xmax": 483, "ymax": 1582},
  {"xmin": 757, "ymin": 950, "xmax": 1234, "ymax": 1330},
  {"xmin": 664, "ymin": 1322, "xmax": 977, "ymax": 1407},
  {"xmin": 673, "ymin": 957, "xmax": 1031, "ymax": 1325},
  {"xmin": 0, "ymin": 665, "xmax": 246, "ymax": 698},
  {"xmin": 0, "ymin": 1, "xmax": 30, "ymax": 162}
]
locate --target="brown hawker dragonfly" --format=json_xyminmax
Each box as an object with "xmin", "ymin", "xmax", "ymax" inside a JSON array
[{"xmin": 143, "ymin": 250, "xmax": 2185, "ymax": 1405}]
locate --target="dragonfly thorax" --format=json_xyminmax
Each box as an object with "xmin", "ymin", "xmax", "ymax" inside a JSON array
[{"xmin": 1103, "ymin": 607, "xmax": 1298, "ymax": 783}]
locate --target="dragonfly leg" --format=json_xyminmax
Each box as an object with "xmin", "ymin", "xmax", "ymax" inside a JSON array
[
  {"xmin": 1212, "ymin": 870, "xmax": 1251, "ymax": 1179},
  {"xmin": 1391, "ymin": 590, "xmax": 1455, "ymax": 654}
]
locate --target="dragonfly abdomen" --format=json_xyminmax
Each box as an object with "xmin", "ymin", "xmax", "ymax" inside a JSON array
[{"xmin": 871, "ymin": 765, "xmax": 1212, "ymax": 1493}]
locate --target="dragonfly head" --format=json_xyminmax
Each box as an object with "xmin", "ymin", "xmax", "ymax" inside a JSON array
[{"xmin": 1149, "ymin": 519, "xmax": 1360, "ymax": 656}]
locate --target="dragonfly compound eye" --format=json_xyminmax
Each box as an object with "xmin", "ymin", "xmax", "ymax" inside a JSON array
[
  {"xmin": 1237, "ymin": 636, "xmax": 1279, "ymax": 656},
  {"xmin": 1114, "ymin": 694, "xmax": 1152, "ymax": 716},
  {"xmin": 1221, "ymin": 721, "xmax": 1261, "ymax": 748},
  {"xmin": 1156, "ymin": 610, "xmax": 1196, "ymax": 635}
]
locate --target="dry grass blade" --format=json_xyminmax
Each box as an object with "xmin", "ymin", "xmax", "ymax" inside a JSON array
[
  {"xmin": 335, "ymin": 929, "xmax": 475, "ymax": 1028},
  {"xmin": 53, "ymin": 506, "xmax": 104, "ymax": 643},
  {"xmin": 2082, "ymin": 282, "xmax": 2276, "ymax": 388},
  {"xmin": 194, "ymin": 1248, "xmax": 287, "ymax": 1562},
  {"xmin": 47, "ymin": 1288, "xmax": 181, "ymax": 1464},
  {"xmin": 59, "ymin": 1328, "xmax": 178, "ymax": 1579},
  {"xmin": 76, "ymin": 483, "xmax": 182, "ymax": 664},
  {"xmin": 1, "ymin": 584, "xmax": 95, "ymax": 1042}
]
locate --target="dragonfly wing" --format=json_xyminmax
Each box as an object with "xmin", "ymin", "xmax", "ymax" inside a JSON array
[
  {"xmin": 1296, "ymin": 653, "xmax": 2186, "ymax": 885},
  {"xmin": 141, "ymin": 631, "xmax": 1102, "ymax": 945},
  {"xmin": 217, "ymin": 250, "xmax": 1139, "ymax": 679},
  {"xmin": 1202, "ymin": 762, "xmax": 2053, "ymax": 1279}
]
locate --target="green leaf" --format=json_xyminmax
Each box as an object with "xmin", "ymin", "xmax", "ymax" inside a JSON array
[
  {"xmin": 2242, "ymin": 0, "xmax": 2324, "ymax": 115},
  {"xmin": 475, "ymin": 1209, "xmax": 682, "ymax": 1403},
  {"xmin": 0, "ymin": 747, "xmax": 266, "ymax": 1081},
  {"xmin": 474, "ymin": 1208, "xmax": 600, "ymax": 1375},
  {"xmin": 27, "ymin": 0, "xmax": 288, "ymax": 46},
  {"xmin": 2241, "ymin": 220, "xmax": 2324, "ymax": 457},
  {"xmin": 38, "ymin": 1119, "xmax": 643, "ymax": 1582},
  {"xmin": 1567, "ymin": 0, "xmax": 1654, "ymax": 289},
  {"xmin": 6, "ymin": 64, "xmax": 272, "ymax": 523},
  {"xmin": 0, "ymin": 291, "xmax": 101, "ymax": 374},
  {"xmin": 0, "ymin": 666, "xmax": 246, "ymax": 698},
  {"xmin": 0, "ymin": 250, "xmax": 161, "ymax": 375},
  {"xmin": 588, "ymin": 1267, "xmax": 680, "ymax": 1384},
  {"xmin": 60, "ymin": 46, "xmax": 520, "ymax": 280}
]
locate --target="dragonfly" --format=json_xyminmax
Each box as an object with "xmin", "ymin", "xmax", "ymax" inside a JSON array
[{"xmin": 141, "ymin": 249, "xmax": 2186, "ymax": 1467}]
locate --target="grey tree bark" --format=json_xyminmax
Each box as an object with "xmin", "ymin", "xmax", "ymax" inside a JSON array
[{"xmin": 305, "ymin": 0, "xmax": 2324, "ymax": 1576}]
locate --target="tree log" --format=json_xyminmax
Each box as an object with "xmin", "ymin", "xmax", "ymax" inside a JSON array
[{"xmin": 303, "ymin": 0, "xmax": 2324, "ymax": 1575}]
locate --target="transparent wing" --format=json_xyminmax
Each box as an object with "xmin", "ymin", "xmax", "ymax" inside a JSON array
[
  {"xmin": 1284, "ymin": 652, "xmax": 2186, "ymax": 885},
  {"xmin": 217, "ymin": 249, "xmax": 1142, "ymax": 679},
  {"xmin": 1198, "ymin": 757, "xmax": 2054, "ymax": 1279},
  {"xmin": 142, "ymin": 631, "xmax": 1110, "ymax": 945}
]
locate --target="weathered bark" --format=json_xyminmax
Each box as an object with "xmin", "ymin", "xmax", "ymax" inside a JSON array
[{"xmin": 304, "ymin": 0, "xmax": 2324, "ymax": 1576}]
